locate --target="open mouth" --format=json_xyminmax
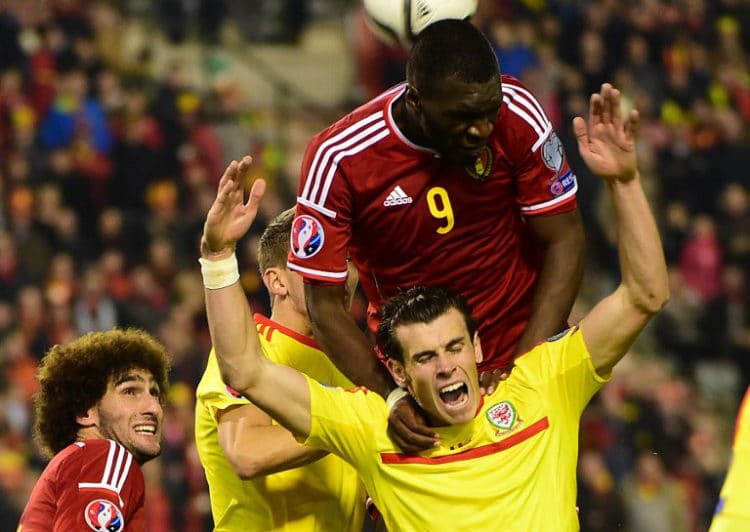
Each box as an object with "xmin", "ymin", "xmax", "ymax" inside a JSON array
[{"xmin": 439, "ymin": 382, "xmax": 468, "ymax": 408}]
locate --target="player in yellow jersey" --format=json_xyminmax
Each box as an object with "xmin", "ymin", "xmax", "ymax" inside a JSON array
[
  {"xmin": 199, "ymin": 83, "xmax": 669, "ymax": 530},
  {"xmin": 194, "ymin": 208, "xmax": 365, "ymax": 531},
  {"xmin": 710, "ymin": 386, "xmax": 750, "ymax": 531}
]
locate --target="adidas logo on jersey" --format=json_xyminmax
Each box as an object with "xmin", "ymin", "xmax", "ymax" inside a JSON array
[{"xmin": 383, "ymin": 185, "xmax": 413, "ymax": 207}]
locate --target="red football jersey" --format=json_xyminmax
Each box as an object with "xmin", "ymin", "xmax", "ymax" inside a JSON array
[
  {"xmin": 19, "ymin": 439, "xmax": 145, "ymax": 531},
  {"xmin": 288, "ymin": 76, "xmax": 577, "ymax": 370}
]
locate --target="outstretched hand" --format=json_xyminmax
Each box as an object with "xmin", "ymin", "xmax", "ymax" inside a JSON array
[
  {"xmin": 573, "ymin": 83, "xmax": 640, "ymax": 183},
  {"xmin": 202, "ymin": 156, "xmax": 267, "ymax": 258}
]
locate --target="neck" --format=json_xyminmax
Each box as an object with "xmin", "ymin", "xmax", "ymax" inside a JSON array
[
  {"xmin": 76, "ymin": 426, "xmax": 104, "ymax": 442},
  {"xmin": 270, "ymin": 304, "xmax": 313, "ymax": 338}
]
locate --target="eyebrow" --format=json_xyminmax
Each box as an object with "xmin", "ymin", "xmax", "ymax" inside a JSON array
[
  {"xmin": 114, "ymin": 373, "xmax": 148, "ymax": 386},
  {"xmin": 411, "ymin": 336, "xmax": 465, "ymax": 359},
  {"xmin": 447, "ymin": 101, "xmax": 501, "ymax": 118}
]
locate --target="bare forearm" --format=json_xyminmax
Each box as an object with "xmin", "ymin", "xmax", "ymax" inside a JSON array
[
  {"xmin": 610, "ymin": 173, "xmax": 668, "ymax": 312},
  {"xmin": 582, "ymin": 173, "xmax": 669, "ymax": 373},
  {"xmin": 306, "ymin": 285, "xmax": 393, "ymax": 397},
  {"xmin": 225, "ymin": 425, "xmax": 327, "ymax": 479},
  {"xmin": 517, "ymin": 243, "xmax": 584, "ymax": 353},
  {"xmin": 312, "ymin": 310, "xmax": 394, "ymax": 397},
  {"xmin": 205, "ymin": 282, "xmax": 312, "ymax": 435},
  {"xmin": 517, "ymin": 213, "xmax": 585, "ymax": 354},
  {"xmin": 204, "ymin": 279, "xmax": 257, "ymax": 391}
]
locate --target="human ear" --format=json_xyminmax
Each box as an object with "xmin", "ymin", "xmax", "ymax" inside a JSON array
[
  {"xmin": 386, "ymin": 358, "xmax": 408, "ymax": 388},
  {"xmin": 473, "ymin": 332, "xmax": 483, "ymax": 364},
  {"xmin": 76, "ymin": 407, "xmax": 98, "ymax": 428},
  {"xmin": 262, "ymin": 268, "xmax": 287, "ymax": 297},
  {"xmin": 405, "ymin": 86, "xmax": 422, "ymax": 114}
]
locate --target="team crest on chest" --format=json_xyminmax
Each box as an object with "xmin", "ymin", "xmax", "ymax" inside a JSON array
[
  {"xmin": 487, "ymin": 401, "xmax": 520, "ymax": 431},
  {"xmin": 464, "ymin": 146, "xmax": 493, "ymax": 181}
]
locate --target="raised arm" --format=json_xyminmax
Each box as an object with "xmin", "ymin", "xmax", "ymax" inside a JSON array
[
  {"xmin": 575, "ymin": 85, "xmax": 669, "ymax": 375},
  {"xmin": 201, "ymin": 157, "xmax": 312, "ymax": 438}
]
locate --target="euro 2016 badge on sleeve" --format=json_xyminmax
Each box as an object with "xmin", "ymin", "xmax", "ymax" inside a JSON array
[
  {"xmin": 291, "ymin": 215, "xmax": 324, "ymax": 259},
  {"xmin": 84, "ymin": 499, "xmax": 124, "ymax": 532}
]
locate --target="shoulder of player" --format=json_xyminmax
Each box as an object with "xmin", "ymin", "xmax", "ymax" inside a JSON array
[
  {"xmin": 510, "ymin": 326, "xmax": 572, "ymax": 361},
  {"xmin": 255, "ymin": 314, "xmax": 321, "ymax": 352},
  {"xmin": 307, "ymin": 88, "xmax": 398, "ymax": 153},
  {"xmin": 497, "ymin": 75, "xmax": 553, "ymax": 148},
  {"xmin": 309, "ymin": 379, "xmax": 386, "ymax": 413},
  {"xmin": 58, "ymin": 439, "xmax": 142, "ymax": 485}
]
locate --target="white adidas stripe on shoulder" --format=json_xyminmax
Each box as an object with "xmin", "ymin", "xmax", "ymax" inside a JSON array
[
  {"xmin": 502, "ymin": 83, "xmax": 553, "ymax": 152},
  {"xmin": 78, "ymin": 439, "xmax": 133, "ymax": 507},
  {"xmin": 301, "ymin": 111, "xmax": 390, "ymax": 217}
]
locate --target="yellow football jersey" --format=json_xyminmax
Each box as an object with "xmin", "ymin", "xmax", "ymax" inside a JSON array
[
  {"xmin": 710, "ymin": 386, "xmax": 750, "ymax": 531},
  {"xmin": 195, "ymin": 314, "xmax": 365, "ymax": 532},
  {"xmin": 304, "ymin": 326, "xmax": 608, "ymax": 531}
]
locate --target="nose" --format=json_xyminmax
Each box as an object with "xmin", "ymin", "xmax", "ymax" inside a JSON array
[
  {"xmin": 143, "ymin": 394, "xmax": 163, "ymax": 418},
  {"xmin": 466, "ymin": 118, "xmax": 494, "ymax": 143},
  {"xmin": 435, "ymin": 353, "xmax": 456, "ymax": 377}
]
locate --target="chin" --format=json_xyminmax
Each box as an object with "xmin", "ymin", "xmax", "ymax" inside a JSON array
[
  {"xmin": 132, "ymin": 444, "xmax": 162, "ymax": 464},
  {"xmin": 447, "ymin": 409, "xmax": 475, "ymax": 425},
  {"xmin": 432, "ymin": 403, "xmax": 473, "ymax": 426}
]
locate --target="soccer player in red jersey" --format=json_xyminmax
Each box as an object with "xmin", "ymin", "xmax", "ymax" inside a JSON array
[
  {"xmin": 287, "ymin": 19, "xmax": 585, "ymax": 450},
  {"xmin": 19, "ymin": 329, "xmax": 169, "ymax": 532}
]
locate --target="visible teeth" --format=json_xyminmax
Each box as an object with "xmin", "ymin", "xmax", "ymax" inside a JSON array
[
  {"xmin": 134, "ymin": 425, "xmax": 155, "ymax": 434},
  {"xmin": 440, "ymin": 382, "xmax": 464, "ymax": 393}
]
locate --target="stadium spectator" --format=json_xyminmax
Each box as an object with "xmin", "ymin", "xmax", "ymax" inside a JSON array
[{"xmin": 621, "ymin": 451, "xmax": 690, "ymax": 532}]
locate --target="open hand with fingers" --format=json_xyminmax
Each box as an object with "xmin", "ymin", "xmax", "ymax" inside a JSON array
[
  {"xmin": 573, "ymin": 83, "xmax": 640, "ymax": 183},
  {"xmin": 202, "ymin": 156, "xmax": 267, "ymax": 259}
]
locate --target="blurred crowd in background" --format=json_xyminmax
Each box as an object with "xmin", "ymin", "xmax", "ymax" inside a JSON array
[{"xmin": 0, "ymin": 0, "xmax": 748, "ymax": 530}]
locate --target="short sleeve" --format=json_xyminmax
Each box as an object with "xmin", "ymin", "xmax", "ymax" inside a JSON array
[
  {"xmin": 512, "ymin": 327, "xmax": 609, "ymax": 418},
  {"xmin": 196, "ymin": 351, "xmax": 251, "ymax": 422},
  {"xmin": 501, "ymin": 77, "xmax": 578, "ymax": 217},
  {"xmin": 287, "ymin": 130, "xmax": 355, "ymax": 284},
  {"xmin": 302, "ymin": 375, "xmax": 385, "ymax": 466}
]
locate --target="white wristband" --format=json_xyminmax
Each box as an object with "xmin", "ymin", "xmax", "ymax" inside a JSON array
[
  {"xmin": 199, "ymin": 254, "xmax": 240, "ymax": 289},
  {"xmin": 386, "ymin": 387, "xmax": 409, "ymax": 411}
]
